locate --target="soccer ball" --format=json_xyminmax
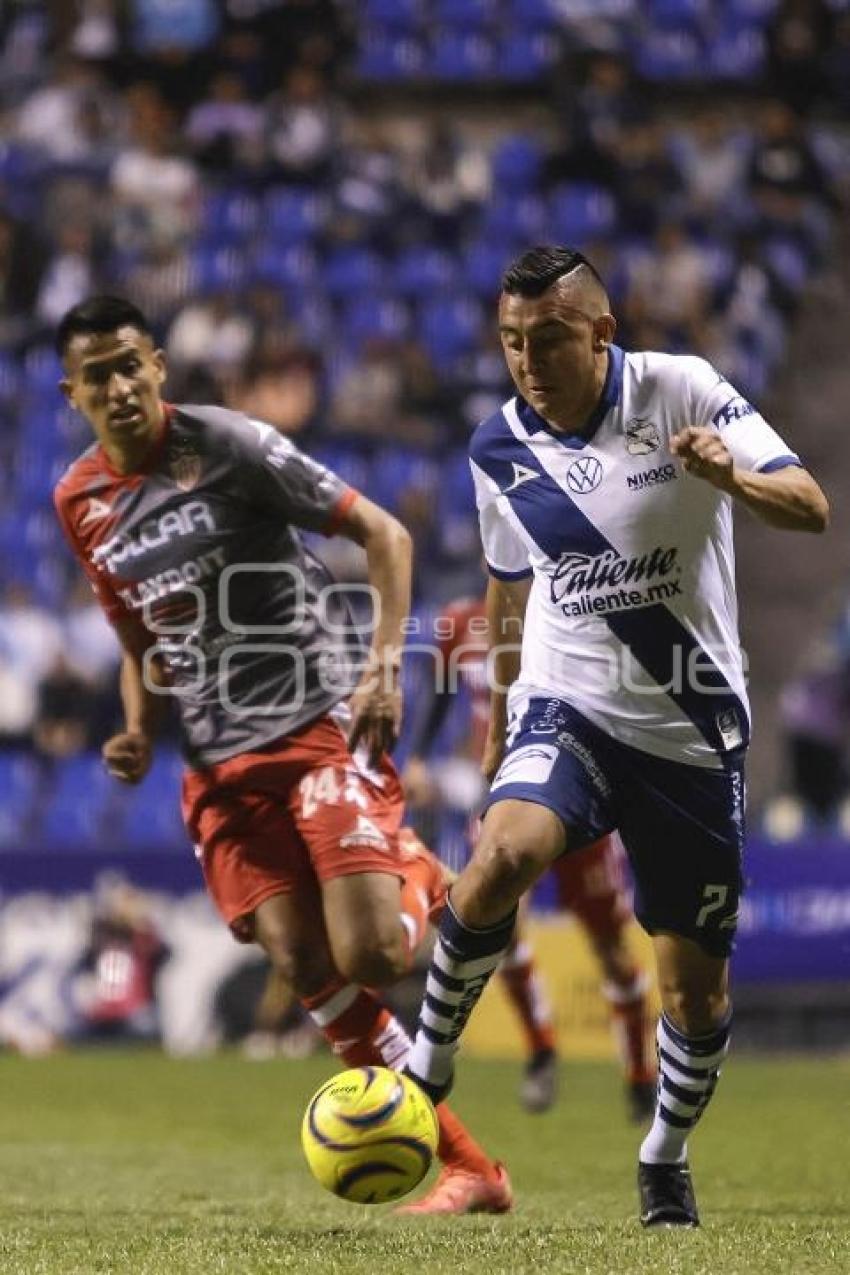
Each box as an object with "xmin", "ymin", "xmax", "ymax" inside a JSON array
[{"xmin": 301, "ymin": 1066, "xmax": 439, "ymax": 1204}]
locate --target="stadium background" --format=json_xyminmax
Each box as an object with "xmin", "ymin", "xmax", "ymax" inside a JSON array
[{"xmin": 0, "ymin": 0, "xmax": 849, "ymax": 1061}]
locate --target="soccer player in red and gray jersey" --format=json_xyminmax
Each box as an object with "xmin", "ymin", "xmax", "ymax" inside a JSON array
[
  {"xmin": 53, "ymin": 295, "xmax": 511, "ymax": 1214},
  {"xmin": 404, "ymin": 594, "xmax": 656, "ymax": 1121}
]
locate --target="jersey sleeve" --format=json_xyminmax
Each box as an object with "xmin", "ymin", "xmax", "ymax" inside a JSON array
[
  {"xmin": 53, "ymin": 482, "xmax": 129, "ymax": 625},
  {"xmin": 226, "ymin": 414, "xmax": 359, "ymax": 535},
  {"xmin": 469, "ymin": 456, "xmax": 532, "ymax": 580},
  {"xmin": 685, "ymin": 357, "xmax": 801, "ymax": 473}
]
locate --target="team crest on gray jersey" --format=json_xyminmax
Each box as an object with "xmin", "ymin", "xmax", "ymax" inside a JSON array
[
  {"xmin": 625, "ymin": 417, "xmax": 660, "ymax": 455},
  {"xmin": 168, "ymin": 438, "xmax": 203, "ymax": 491}
]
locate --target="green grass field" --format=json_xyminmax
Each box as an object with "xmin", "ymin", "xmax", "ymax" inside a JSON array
[{"xmin": 0, "ymin": 1051, "xmax": 847, "ymax": 1275}]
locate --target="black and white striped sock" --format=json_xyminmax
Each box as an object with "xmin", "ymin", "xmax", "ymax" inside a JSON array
[
  {"xmin": 405, "ymin": 899, "xmax": 516, "ymax": 1102},
  {"xmin": 640, "ymin": 1011, "xmax": 731, "ymax": 1165}
]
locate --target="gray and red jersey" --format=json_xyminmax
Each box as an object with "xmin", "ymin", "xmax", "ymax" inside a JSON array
[{"xmin": 54, "ymin": 404, "xmax": 363, "ymax": 766}]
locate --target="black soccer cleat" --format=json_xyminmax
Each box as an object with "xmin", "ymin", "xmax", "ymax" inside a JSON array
[
  {"xmin": 627, "ymin": 1079, "xmax": 657, "ymax": 1124},
  {"xmin": 403, "ymin": 1064, "xmax": 453, "ymax": 1107},
  {"xmin": 638, "ymin": 1161, "xmax": 700, "ymax": 1228}
]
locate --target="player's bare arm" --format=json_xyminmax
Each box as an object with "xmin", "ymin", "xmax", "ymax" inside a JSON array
[
  {"xmin": 335, "ymin": 493, "xmax": 413, "ymax": 766},
  {"xmin": 671, "ymin": 426, "xmax": 829, "ymax": 532},
  {"xmin": 482, "ymin": 574, "xmax": 530, "ymax": 781},
  {"xmin": 102, "ymin": 614, "xmax": 167, "ymax": 784}
]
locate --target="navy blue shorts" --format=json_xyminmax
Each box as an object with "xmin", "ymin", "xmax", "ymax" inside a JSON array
[{"xmin": 483, "ymin": 696, "xmax": 745, "ymax": 957}]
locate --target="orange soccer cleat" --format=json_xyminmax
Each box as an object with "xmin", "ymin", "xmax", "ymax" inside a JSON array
[{"xmin": 394, "ymin": 1162, "xmax": 513, "ymax": 1216}]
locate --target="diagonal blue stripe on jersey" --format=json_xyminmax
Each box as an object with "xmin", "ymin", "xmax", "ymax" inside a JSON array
[{"xmin": 470, "ymin": 409, "xmax": 749, "ymax": 756}]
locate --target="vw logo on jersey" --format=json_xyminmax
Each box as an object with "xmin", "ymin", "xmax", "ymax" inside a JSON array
[{"xmin": 566, "ymin": 456, "xmax": 603, "ymax": 494}]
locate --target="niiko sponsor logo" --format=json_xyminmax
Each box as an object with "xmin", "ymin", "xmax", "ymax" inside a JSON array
[{"xmin": 627, "ymin": 463, "xmax": 677, "ymax": 491}]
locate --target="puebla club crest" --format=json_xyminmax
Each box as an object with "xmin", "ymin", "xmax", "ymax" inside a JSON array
[{"xmin": 625, "ymin": 417, "xmax": 660, "ymax": 456}]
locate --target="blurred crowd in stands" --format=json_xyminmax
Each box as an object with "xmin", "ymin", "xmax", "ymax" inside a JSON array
[{"xmin": 1, "ymin": 0, "xmax": 850, "ymax": 834}]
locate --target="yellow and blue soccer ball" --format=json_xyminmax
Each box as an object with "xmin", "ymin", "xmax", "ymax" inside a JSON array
[{"xmin": 301, "ymin": 1066, "xmax": 439, "ymax": 1204}]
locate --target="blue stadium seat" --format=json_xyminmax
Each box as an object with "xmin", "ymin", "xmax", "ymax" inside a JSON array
[
  {"xmin": 709, "ymin": 26, "xmax": 766, "ymax": 79},
  {"xmin": 491, "ymin": 135, "xmax": 545, "ymax": 192},
  {"xmin": 478, "ymin": 194, "xmax": 547, "ymax": 244},
  {"xmin": 22, "ymin": 508, "xmax": 63, "ymax": 555},
  {"xmin": 364, "ymin": 0, "xmax": 423, "ymax": 30},
  {"xmin": 199, "ymin": 191, "xmax": 259, "ymax": 246},
  {"xmin": 0, "ymin": 352, "xmax": 21, "ymax": 404},
  {"xmin": 22, "ymin": 346, "xmax": 63, "ymax": 393},
  {"xmin": 0, "ymin": 751, "xmax": 39, "ymax": 807},
  {"xmin": 311, "ymin": 444, "xmax": 371, "ymax": 495},
  {"xmin": 249, "ymin": 241, "xmax": 318, "ymax": 290},
  {"xmin": 728, "ymin": 0, "xmax": 778, "ymax": 21},
  {"xmin": 393, "ymin": 246, "xmax": 456, "ymax": 297},
  {"xmin": 418, "ymin": 295, "xmax": 484, "ymax": 368},
  {"xmin": 649, "ymin": 0, "xmax": 707, "ymax": 21},
  {"xmin": 114, "ymin": 748, "xmax": 186, "ymax": 850},
  {"xmin": 263, "ymin": 187, "xmax": 328, "ymax": 242},
  {"xmin": 323, "ymin": 247, "xmax": 387, "ymax": 299},
  {"xmin": 15, "ymin": 443, "xmax": 74, "ymax": 506},
  {"xmin": 549, "ymin": 183, "xmax": 618, "ymax": 244},
  {"xmin": 356, "ymin": 31, "xmax": 427, "ymax": 80},
  {"xmin": 494, "ymin": 29, "xmax": 558, "ymax": 80},
  {"xmin": 436, "ymin": 449, "xmax": 476, "ymax": 520},
  {"xmin": 37, "ymin": 752, "xmax": 115, "ymax": 849},
  {"xmin": 634, "ymin": 28, "xmax": 704, "ymax": 80},
  {"xmin": 428, "ymin": 32, "xmax": 496, "ymax": 80},
  {"xmin": 511, "ymin": 0, "xmax": 558, "ymax": 26},
  {"xmin": 339, "ymin": 295, "xmax": 411, "ymax": 348},
  {"xmin": 433, "ymin": 0, "xmax": 498, "ymax": 29},
  {"xmin": 189, "ymin": 246, "xmax": 246, "ymax": 294},
  {"xmin": 464, "ymin": 240, "xmax": 512, "ymax": 298}
]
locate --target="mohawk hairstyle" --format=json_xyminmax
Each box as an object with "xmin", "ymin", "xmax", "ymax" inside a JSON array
[
  {"xmin": 55, "ymin": 295, "xmax": 153, "ymax": 358},
  {"xmin": 501, "ymin": 245, "xmax": 607, "ymax": 299}
]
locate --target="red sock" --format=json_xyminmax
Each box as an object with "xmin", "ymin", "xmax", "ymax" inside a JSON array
[
  {"xmin": 499, "ymin": 940, "xmax": 557, "ymax": 1057},
  {"xmin": 603, "ymin": 970, "xmax": 656, "ymax": 1084},
  {"xmin": 397, "ymin": 830, "xmax": 446, "ymax": 961},
  {"xmin": 301, "ymin": 979, "xmax": 498, "ymax": 1180}
]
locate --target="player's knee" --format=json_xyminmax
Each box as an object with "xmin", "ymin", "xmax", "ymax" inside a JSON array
[
  {"xmin": 261, "ymin": 933, "xmax": 332, "ymax": 999},
  {"xmin": 332, "ymin": 930, "xmax": 407, "ymax": 988},
  {"xmin": 475, "ymin": 832, "xmax": 542, "ymax": 900},
  {"xmin": 661, "ymin": 984, "xmax": 729, "ymax": 1035}
]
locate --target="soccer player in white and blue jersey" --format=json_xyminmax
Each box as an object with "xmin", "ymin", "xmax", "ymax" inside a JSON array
[{"xmin": 405, "ymin": 246, "xmax": 829, "ymax": 1226}]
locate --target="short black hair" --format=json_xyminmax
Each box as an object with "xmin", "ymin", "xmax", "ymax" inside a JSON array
[
  {"xmin": 501, "ymin": 245, "xmax": 606, "ymax": 298},
  {"xmin": 55, "ymin": 295, "xmax": 153, "ymax": 359}
]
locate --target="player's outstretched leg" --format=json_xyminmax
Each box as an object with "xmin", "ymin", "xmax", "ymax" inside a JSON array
[
  {"xmin": 499, "ymin": 935, "xmax": 559, "ymax": 1113},
  {"xmin": 638, "ymin": 936, "xmax": 731, "ymax": 1228},
  {"xmin": 405, "ymin": 800, "xmax": 564, "ymax": 1104},
  {"xmin": 300, "ymin": 977, "xmax": 512, "ymax": 1216}
]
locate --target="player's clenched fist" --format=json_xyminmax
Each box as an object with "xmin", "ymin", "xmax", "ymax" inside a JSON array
[
  {"xmin": 102, "ymin": 731, "xmax": 153, "ymax": 784},
  {"xmin": 670, "ymin": 426, "xmax": 735, "ymax": 492}
]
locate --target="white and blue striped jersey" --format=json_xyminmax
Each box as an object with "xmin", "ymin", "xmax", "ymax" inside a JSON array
[{"xmin": 470, "ymin": 346, "xmax": 801, "ymax": 769}]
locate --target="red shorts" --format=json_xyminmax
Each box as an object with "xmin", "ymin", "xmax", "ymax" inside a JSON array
[
  {"xmin": 181, "ymin": 715, "xmax": 406, "ymax": 940},
  {"xmin": 551, "ymin": 835, "xmax": 633, "ymax": 940}
]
